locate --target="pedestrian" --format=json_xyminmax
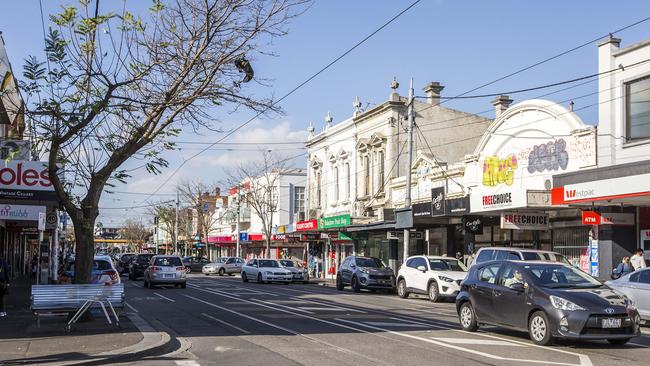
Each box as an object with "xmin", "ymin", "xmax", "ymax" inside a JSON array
[
  {"xmin": 0, "ymin": 255, "xmax": 10, "ymax": 317},
  {"xmin": 630, "ymin": 248, "xmax": 647, "ymax": 271},
  {"xmin": 612, "ymin": 257, "xmax": 632, "ymax": 279}
]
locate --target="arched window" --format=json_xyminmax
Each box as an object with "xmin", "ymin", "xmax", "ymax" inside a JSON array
[
  {"xmin": 345, "ymin": 163, "xmax": 351, "ymax": 199},
  {"xmin": 334, "ymin": 166, "xmax": 339, "ymax": 202},
  {"xmin": 364, "ymin": 155, "xmax": 370, "ymax": 196},
  {"xmin": 316, "ymin": 169, "xmax": 322, "ymax": 207},
  {"xmin": 378, "ymin": 151, "xmax": 385, "ymax": 192}
]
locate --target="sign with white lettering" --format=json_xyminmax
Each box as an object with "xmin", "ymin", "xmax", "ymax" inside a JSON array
[
  {"xmin": 0, "ymin": 204, "xmax": 46, "ymax": 222},
  {"xmin": 500, "ymin": 212, "xmax": 549, "ymax": 230}
]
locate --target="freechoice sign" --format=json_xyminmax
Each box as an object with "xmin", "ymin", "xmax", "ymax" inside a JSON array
[
  {"xmin": 500, "ymin": 212, "xmax": 549, "ymax": 230},
  {"xmin": 0, "ymin": 204, "xmax": 46, "ymax": 221}
]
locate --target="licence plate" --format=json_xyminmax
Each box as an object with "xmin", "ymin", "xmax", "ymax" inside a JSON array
[
  {"xmin": 164, "ymin": 274, "xmax": 174, "ymax": 279},
  {"xmin": 602, "ymin": 318, "xmax": 622, "ymax": 328}
]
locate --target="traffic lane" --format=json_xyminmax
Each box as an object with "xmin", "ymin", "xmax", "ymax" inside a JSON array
[{"xmin": 185, "ymin": 278, "xmax": 591, "ymax": 366}]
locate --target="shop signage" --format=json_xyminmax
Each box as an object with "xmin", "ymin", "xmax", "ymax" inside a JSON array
[
  {"xmin": 387, "ymin": 231, "xmax": 423, "ymax": 240},
  {"xmin": 320, "ymin": 232, "xmax": 337, "ymax": 239},
  {"xmin": 581, "ymin": 211, "xmax": 635, "ymax": 226},
  {"xmin": 0, "ymin": 204, "xmax": 46, "ymax": 221},
  {"xmin": 590, "ymin": 238, "xmax": 599, "ymax": 277},
  {"xmin": 299, "ymin": 233, "xmax": 319, "ymax": 241},
  {"xmin": 272, "ymin": 234, "xmax": 287, "ymax": 241},
  {"xmin": 446, "ymin": 196, "xmax": 470, "ymax": 216},
  {"xmin": 483, "ymin": 154, "xmax": 518, "ymax": 187},
  {"xmin": 462, "ymin": 215, "xmax": 484, "ymax": 235},
  {"xmin": 249, "ymin": 234, "xmax": 263, "ymax": 241},
  {"xmin": 296, "ymin": 220, "xmax": 318, "ymax": 231},
  {"xmin": 553, "ymin": 173, "xmax": 650, "ymax": 205},
  {"xmin": 319, "ymin": 214, "xmax": 350, "ymax": 229},
  {"xmin": 277, "ymin": 225, "xmax": 286, "ymax": 234},
  {"xmin": 431, "ymin": 187, "xmax": 445, "ymax": 217},
  {"xmin": 208, "ymin": 236, "xmax": 233, "ymax": 243},
  {"xmin": 338, "ymin": 232, "xmax": 368, "ymax": 241},
  {"xmin": 412, "ymin": 202, "xmax": 432, "ymax": 217},
  {"xmin": 0, "ymin": 161, "xmax": 59, "ymax": 201},
  {"xmin": 500, "ymin": 212, "xmax": 549, "ymax": 230}
]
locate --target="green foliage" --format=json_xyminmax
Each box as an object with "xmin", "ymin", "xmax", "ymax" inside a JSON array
[
  {"xmin": 149, "ymin": 0, "xmax": 165, "ymax": 13},
  {"xmin": 50, "ymin": 5, "xmax": 78, "ymax": 27}
]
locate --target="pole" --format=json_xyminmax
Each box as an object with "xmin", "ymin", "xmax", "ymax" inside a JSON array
[
  {"xmin": 403, "ymin": 77, "xmax": 415, "ymax": 264},
  {"xmin": 175, "ymin": 191, "xmax": 179, "ymax": 256},
  {"xmin": 236, "ymin": 184, "xmax": 241, "ymax": 258}
]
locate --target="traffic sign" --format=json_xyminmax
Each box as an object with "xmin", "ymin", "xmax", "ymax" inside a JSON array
[{"xmin": 239, "ymin": 232, "xmax": 249, "ymax": 241}]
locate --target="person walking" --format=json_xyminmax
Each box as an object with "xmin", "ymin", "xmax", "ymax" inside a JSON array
[
  {"xmin": 613, "ymin": 257, "xmax": 633, "ymax": 278},
  {"xmin": 0, "ymin": 255, "xmax": 10, "ymax": 317},
  {"xmin": 630, "ymin": 248, "xmax": 647, "ymax": 271}
]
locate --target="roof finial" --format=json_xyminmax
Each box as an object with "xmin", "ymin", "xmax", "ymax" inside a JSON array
[
  {"xmin": 353, "ymin": 96, "xmax": 362, "ymax": 117},
  {"xmin": 324, "ymin": 111, "xmax": 333, "ymax": 129}
]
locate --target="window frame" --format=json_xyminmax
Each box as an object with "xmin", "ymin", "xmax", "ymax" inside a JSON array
[
  {"xmin": 478, "ymin": 263, "xmax": 501, "ymax": 284},
  {"xmin": 625, "ymin": 74, "xmax": 650, "ymax": 142}
]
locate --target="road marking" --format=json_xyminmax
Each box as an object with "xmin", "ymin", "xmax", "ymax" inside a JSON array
[
  {"xmin": 298, "ymin": 306, "xmax": 357, "ymax": 312},
  {"xmin": 183, "ymin": 294, "xmax": 392, "ymax": 365},
  {"xmin": 125, "ymin": 302, "xmax": 139, "ymax": 313},
  {"xmin": 335, "ymin": 318, "xmax": 580, "ymax": 366},
  {"xmin": 432, "ymin": 337, "xmax": 525, "ymax": 347},
  {"xmin": 250, "ymin": 298, "xmax": 315, "ymax": 314},
  {"xmin": 201, "ymin": 313, "xmax": 250, "ymax": 334},
  {"xmin": 188, "ymin": 283, "xmax": 278, "ymax": 297},
  {"xmin": 364, "ymin": 321, "xmax": 431, "ymax": 328},
  {"xmin": 175, "ymin": 361, "xmax": 200, "ymax": 366},
  {"xmin": 153, "ymin": 292, "xmax": 176, "ymax": 302}
]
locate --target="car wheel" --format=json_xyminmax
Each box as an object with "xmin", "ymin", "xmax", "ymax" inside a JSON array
[
  {"xmin": 204, "ymin": 273, "xmax": 210, "ymax": 276},
  {"xmin": 180, "ymin": 282, "xmax": 187, "ymax": 289},
  {"xmin": 218, "ymin": 268, "xmax": 225, "ymax": 276},
  {"xmin": 257, "ymin": 273, "xmax": 263, "ymax": 283},
  {"xmin": 529, "ymin": 311, "xmax": 553, "ymax": 346},
  {"xmin": 351, "ymin": 276, "xmax": 361, "ymax": 293},
  {"xmin": 607, "ymin": 338, "xmax": 631, "ymax": 345},
  {"xmin": 336, "ymin": 275, "xmax": 345, "ymax": 291},
  {"xmin": 145, "ymin": 278, "xmax": 151, "ymax": 289},
  {"xmin": 397, "ymin": 279, "xmax": 409, "ymax": 298},
  {"xmin": 428, "ymin": 281, "xmax": 440, "ymax": 302},
  {"xmin": 459, "ymin": 302, "xmax": 479, "ymax": 332},
  {"xmin": 242, "ymin": 272, "xmax": 248, "ymax": 283}
]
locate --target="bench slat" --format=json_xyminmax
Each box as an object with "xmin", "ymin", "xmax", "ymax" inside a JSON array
[{"xmin": 31, "ymin": 284, "xmax": 125, "ymax": 311}]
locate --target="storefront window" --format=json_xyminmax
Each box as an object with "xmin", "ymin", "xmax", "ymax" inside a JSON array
[
  {"xmin": 626, "ymin": 75, "xmax": 650, "ymax": 141},
  {"xmin": 553, "ymin": 227, "xmax": 590, "ymax": 267}
]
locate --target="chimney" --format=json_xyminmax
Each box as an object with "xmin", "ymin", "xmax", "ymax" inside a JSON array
[
  {"xmin": 598, "ymin": 34, "xmax": 621, "ymax": 49},
  {"xmin": 491, "ymin": 95, "xmax": 513, "ymax": 118},
  {"xmin": 214, "ymin": 187, "xmax": 221, "ymax": 196},
  {"xmin": 389, "ymin": 77, "xmax": 400, "ymax": 102},
  {"xmin": 422, "ymin": 82, "xmax": 444, "ymax": 105}
]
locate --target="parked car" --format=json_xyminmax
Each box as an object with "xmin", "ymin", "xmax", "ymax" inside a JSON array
[
  {"xmin": 129, "ymin": 253, "xmax": 155, "ymax": 280},
  {"xmin": 279, "ymin": 259, "xmax": 309, "ymax": 283},
  {"xmin": 241, "ymin": 259, "xmax": 293, "ymax": 284},
  {"xmin": 336, "ymin": 256, "xmax": 395, "ymax": 293},
  {"xmin": 59, "ymin": 255, "xmax": 121, "ymax": 285},
  {"xmin": 182, "ymin": 256, "xmax": 210, "ymax": 273},
  {"xmin": 456, "ymin": 260, "xmax": 640, "ymax": 346},
  {"xmin": 397, "ymin": 255, "xmax": 468, "ymax": 302},
  {"xmin": 471, "ymin": 247, "xmax": 571, "ymax": 267},
  {"xmin": 202, "ymin": 257, "xmax": 245, "ymax": 276},
  {"xmin": 143, "ymin": 255, "xmax": 187, "ymax": 289},
  {"xmin": 116, "ymin": 253, "xmax": 137, "ymax": 274},
  {"xmin": 606, "ymin": 267, "xmax": 650, "ymax": 321}
]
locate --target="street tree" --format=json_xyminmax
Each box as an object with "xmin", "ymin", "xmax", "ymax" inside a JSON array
[
  {"xmin": 20, "ymin": 0, "xmax": 308, "ymax": 282},
  {"xmin": 121, "ymin": 218, "xmax": 151, "ymax": 252},
  {"xmin": 228, "ymin": 151, "xmax": 287, "ymax": 257},
  {"xmin": 177, "ymin": 181, "xmax": 223, "ymax": 260},
  {"xmin": 151, "ymin": 202, "xmax": 188, "ymax": 253}
]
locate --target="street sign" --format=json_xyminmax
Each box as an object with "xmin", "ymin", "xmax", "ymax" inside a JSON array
[
  {"xmin": 239, "ymin": 232, "xmax": 249, "ymax": 241},
  {"xmin": 203, "ymin": 203, "xmax": 209, "ymax": 212}
]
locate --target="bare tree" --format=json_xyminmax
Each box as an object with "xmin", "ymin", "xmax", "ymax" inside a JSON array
[
  {"xmin": 151, "ymin": 202, "xmax": 188, "ymax": 253},
  {"xmin": 20, "ymin": 0, "xmax": 308, "ymax": 282},
  {"xmin": 228, "ymin": 151, "xmax": 287, "ymax": 257},
  {"xmin": 178, "ymin": 181, "xmax": 223, "ymax": 260},
  {"xmin": 121, "ymin": 218, "xmax": 150, "ymax": 252}
]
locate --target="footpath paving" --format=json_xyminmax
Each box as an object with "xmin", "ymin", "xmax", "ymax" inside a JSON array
[{"xmin": 0, "ymin": 278, "xmax": 167, "ymax": 366}]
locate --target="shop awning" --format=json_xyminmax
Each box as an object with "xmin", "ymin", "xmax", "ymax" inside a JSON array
[{"xmin": 345, "ymin": 220, "xmax": 395, "ymax": 232}]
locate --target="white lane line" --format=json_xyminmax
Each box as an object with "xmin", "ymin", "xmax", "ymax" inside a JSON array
[
  {"xmin": 292, "ymin": 298, "xmax": 367, "ymax": 314},
  {"xmin": 175, "ymin": 361, "xmax": 200, "ymax": 366},
  {"xmin": 298, "ymin": 306, "xmax": 358, "ymax": 312},
  {"xmin": 250, "ymin": 298, "xmax": 315, "ymax": 314},
  {"xmin": 153, "ymin": 292, "xmax": 176, "ymax": 302},
  {"xmin": 188, "ymin": 283, "xmax": 278, "ymax": 297},
  {"xmin": 183, "ymin": 294, "xmax": 392, "ymax": 366},
  {"xmin": 201, "ymin": 313, "xmax": 251, "ymax": 334},
  {"xmin": 364, "ymin": 321, "xmax": 431, "ymax": 328},
  {"xmin": 125, "ymin": 302, "xmax": 139, "ymax": 313},
  {"xmin": 432, "ymin": 337, "xmax": 525, "ymax": 347},
  {"xmin": 335, "ymin": 318, "xmax": 579, "ymax": 366}
]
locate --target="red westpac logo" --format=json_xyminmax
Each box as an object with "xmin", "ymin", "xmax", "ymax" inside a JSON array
[{"xmin": 566, "ymin": 190, "xmax": 576, "ymax": 198}]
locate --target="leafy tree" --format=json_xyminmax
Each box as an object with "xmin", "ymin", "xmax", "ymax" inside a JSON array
[
  {"xmin": 121, "ymin": 218, "xmax": 151, "ymax": 251},
  {"xmin": 21, "ymin": 0, "xmax": 308, "ymax": 283}
]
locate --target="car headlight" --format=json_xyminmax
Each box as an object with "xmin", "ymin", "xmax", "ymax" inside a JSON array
[
  {"xmin": 358, "ymin": 268, "xmax": 369, "ymax": 274},
  {"xmin": 438, "ymin": 275, "xmax": 454, "ymax": 283},
  {"xmin": 264, "ymin": 271, "xmax": 272, "ymax": 275},
  {"xmin": 549, "ymin": 295, "xmax": 585, "ymax": 311}
]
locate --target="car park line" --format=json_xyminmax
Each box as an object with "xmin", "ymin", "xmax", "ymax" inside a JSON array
[
  {"xmin": 182, "ymin": 294, "xmax": 394, "ymax": 366},
  {"xmin": 335, "ymin": 318, "xmax": 586, "ymax": 366},
  {"xmin": 125, "ymin": 302, "xmax": 139, "ymax": 313},
  {"xmin": 153, "ymin": 292, "xmax": 176, "ymax": 302},
  {"xmin": 249, "ymin": 298, "xmax": 316, "ymax": 314},
  {"xmin": 201, "ymin": 313, "xmax": 251, "ymax": 334},
  {"xmin": 431, "ymin": 337, "xmax": 526, "ymax": 347}
]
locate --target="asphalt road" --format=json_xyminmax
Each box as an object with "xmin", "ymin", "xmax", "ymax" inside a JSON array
[{"xmin": 120, "ymin": 274, "xmax": 650, "ymax": 366}]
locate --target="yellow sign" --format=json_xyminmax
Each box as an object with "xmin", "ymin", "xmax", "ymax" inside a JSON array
[{"xmin": 482, "ymin": 154, "xmax": 518, "ymax": 186}]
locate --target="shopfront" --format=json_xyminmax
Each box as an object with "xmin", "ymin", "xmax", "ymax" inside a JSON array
[{"xmin": 463, "ymin": 99, "xmax": 597, "ymax": 259}]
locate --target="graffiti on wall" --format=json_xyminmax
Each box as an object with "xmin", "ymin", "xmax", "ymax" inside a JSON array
[
  {"xmin": 482, "ymin": 154, "xmax": 518, "ymax": 187},
  {"xmin": 527, "ymin": 139, "xmax": 569, "ymax": 174}
]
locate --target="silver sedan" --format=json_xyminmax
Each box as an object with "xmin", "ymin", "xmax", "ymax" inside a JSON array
[
  {"xmin": 606, "ymin": 267, "xmax": 650, "ymax": 320},
  {"xmin": 144, "ymin": 255, "xmax": 187, "ymax": 289}
]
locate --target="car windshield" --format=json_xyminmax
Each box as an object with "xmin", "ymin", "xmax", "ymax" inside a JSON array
[
  {"xmin": 521, "ymin": 252, "xmax": 571, "ymax": 265},
  {"xmin": 138, "ymin": 255, "xmax": 154, "ymax": 263},
  {"xmin": 154, "ymin": 257, "xmax": 182, "ymax": 266},
  {"xmin": 429, "ymin": 259, "xmax": 467, "ymax": 272},
  {"xmin": 524, "ymin": 264, "xmax": 602, "ymax": 288},
  {"xmin": 69, "ymin": 260, "xmax": 112, "ymax": 272},
  {"xmin": 258, "ymin": 260, "xmax": 280, "ymax": 268},
  {"xmin": 279, "ymin": 260, "xmax": 295, "ymax": 267},
  {"xmin": 214, "ymin": 258, "xmax": 227, "ymax": 263},
  {"xmin": 355, "ymin": 257, "xmax": 384, "ymax": 268}
]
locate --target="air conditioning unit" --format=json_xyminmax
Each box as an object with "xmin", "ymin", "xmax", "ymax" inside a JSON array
[{"xmin": 308, "ymin": 209, "xmax": 318, "ymax": 220}]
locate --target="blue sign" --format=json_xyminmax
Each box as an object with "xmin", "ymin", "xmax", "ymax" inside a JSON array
[
  {"xmin": 590, "ymin": 239, "xmax": 599, "ymax": 277},
  {"xmin": 203, "ymin": 203, "xmax": 209, "ymax": 213},
  {"xmin": 239, "ymin": 232, "xmax": 249, "ymax": 241}
]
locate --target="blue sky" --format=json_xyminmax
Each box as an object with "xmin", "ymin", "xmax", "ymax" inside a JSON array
[{"xmin": 2, "ymin": 0, "xmax": 650, "ymax": 225}]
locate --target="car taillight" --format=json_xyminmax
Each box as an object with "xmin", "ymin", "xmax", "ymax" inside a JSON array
[
  {"xmin": 151, "ymin": 266, "xmax": 161, "ymax": 271},
  {"xmin": 104, "ymin": 270, "xmax": 118, "ymax": 281},
  {"xmin": 176, "ymin": 267, "xmax": 185, "ymax": 271}
]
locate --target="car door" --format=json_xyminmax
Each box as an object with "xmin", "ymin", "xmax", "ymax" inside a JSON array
[
  {"xmin": 493, "ymin": 263, "xmax": 529, "ymax": 328},
  {"xmin": 235, "ymin": 258, "xmax": 245, "ymax": 273},
  {"xmin": 224, "ymin": 258, "xmax": 236, "ymax": 273},
  {"xmin": 629, "ymin": 269, "xmax": 650, "ymax": 319},
  {"xmin": 246, "ymin": 259, "xmax": 258, "ymax": 278},
  {"xmin": 197, "ymin": 257, "xmax": 210, "ymax": 271},
  {"xmin": 471, "ymin": 263, "xmax": 502, "ymax": 323},
  {"xmin": 411, "ymin": 257, "xmax": 429, "ymax": 293},
  {"xmin": 340, "ymin": 257, "xmax": 353, "ymax": 284}
]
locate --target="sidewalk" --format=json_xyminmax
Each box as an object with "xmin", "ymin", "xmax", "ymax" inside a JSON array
[{"xmin": 0, "ymin": 277, "xmax": 144, "ymax": 365}]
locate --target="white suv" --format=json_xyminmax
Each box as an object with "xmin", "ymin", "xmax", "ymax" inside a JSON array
[{"xmin": 396, "ymin": 256, "xmax": 468, "ymax": 302}]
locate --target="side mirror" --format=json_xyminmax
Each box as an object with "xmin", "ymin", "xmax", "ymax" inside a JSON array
[
  {"xmin": 511, "ymin": 282, "xmax": 525, "ymax": 292},
  {"xmin": 350, "ymin": 264, "xmax": 356, "ymax": 269},
  {"xmin": 416, "ymin": 265, "xmax": 427, "ymax": 272}
]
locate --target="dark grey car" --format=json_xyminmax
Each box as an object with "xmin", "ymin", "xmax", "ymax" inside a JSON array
[
  {"xmin": 336, "ymin": 256, "xmax": 395, "ymax": 293},
  {"xmin": 456, "ymin": 260, "xmax": 641, "ymax": 346}
]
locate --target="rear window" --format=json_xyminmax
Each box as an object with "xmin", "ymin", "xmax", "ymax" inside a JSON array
[
  {"xmin": 154, "ymin": 257, "xmax": 182, "ymax": 266},
  {"xmin": 68, "ymin": 260, "xmax": 112, "ymax": 272},
  {"xmin": 138, "ymin": 255, "xmax": 154, "ymax": 263}
]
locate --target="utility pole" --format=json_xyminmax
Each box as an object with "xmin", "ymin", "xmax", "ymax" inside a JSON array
[
  {"xmin": 174, "ymin": 191, "xmax": 179, "ymax": 256},
  {"xmin": 403, "ymin": 77, "xmax": 415, "ymax": 264},
  {"xmin": 236, "ymin": 184, "xmax": 241, "ymax": 258}
]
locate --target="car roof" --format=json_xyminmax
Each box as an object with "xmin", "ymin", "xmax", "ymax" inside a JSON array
[
  {"xmin": 477, "ymin": 247, "xmax": 562, "ymax": 254},
  {"xmin": 478, "ymin": 259, "xmax": 569, "ymax": 266},
  {"xmin": 94, "ymin": 255, "xmax": 113, "ymax": 261},
  {"xmin": 153, "ymin": 255, "xmax": 180, "ymax": 258}
]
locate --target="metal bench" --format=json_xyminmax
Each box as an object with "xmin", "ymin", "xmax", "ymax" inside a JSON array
[{"xmin": 31, "ymin": 284, "xmax": 125, "ymax": 331}]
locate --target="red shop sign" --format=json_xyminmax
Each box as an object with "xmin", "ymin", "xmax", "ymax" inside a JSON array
[{"xmin": 296, "ymin": 220, "xmax": 318, "ymax": 231}]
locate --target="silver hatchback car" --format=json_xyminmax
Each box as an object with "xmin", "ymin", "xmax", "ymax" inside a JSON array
[{"xmin": 143, "ymin": 255, "xmax": 187, "ymax": 289}]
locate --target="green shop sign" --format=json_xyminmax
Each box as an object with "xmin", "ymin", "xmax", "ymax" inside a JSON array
[
  {"xmin": 338, "ymin": 232, "xmax": 368, "ymax": 241},
  {"xmin": 319, "ymin": 214, "xmax": 350, "ymax": 229}
]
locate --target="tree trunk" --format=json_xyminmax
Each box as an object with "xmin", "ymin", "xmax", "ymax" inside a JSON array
[{"xmin": 71, "ymin": 215, "xmax": 96, "ymax": 284}]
